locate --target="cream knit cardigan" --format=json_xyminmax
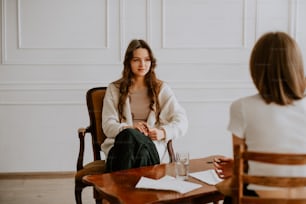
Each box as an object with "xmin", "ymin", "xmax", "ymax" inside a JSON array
[{"xmin": 101, "ymin": 82, "xmax": 188, "ymax": 163}]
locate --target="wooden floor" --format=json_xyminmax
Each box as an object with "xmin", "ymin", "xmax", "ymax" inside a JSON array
[{"xmin": 0, "ymin": 174, "xmax": 95, "ymax": 204}]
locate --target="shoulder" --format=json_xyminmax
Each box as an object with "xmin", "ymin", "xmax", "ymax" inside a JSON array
[
  {"xmin": 107, "ymin": 82, "xmax": 119, "ymax": 92},
  {"xmin": 233, "ymin": 94, "xmax": 262, "ymax": 104},
  {"xmin": 158, "ymin": 82, "xmax": 178, "ymax": 101},
  {"xmin": 159, "ymin": 82, "xmax": 173, "ymax": 94},
  {"xmin": 230, "ymin": 94, "xmax": 261, "ymax": 112},
  {"xmin": 105, "ymin": 82, "xmax": 121, "ymax": 99},
  {"xmin": 294, "ymin": 96, "xmax": 306, "ymax": 105},
  {"xmin": 290, "ymin": 97, "xmax": 306, "ymax": 114}
]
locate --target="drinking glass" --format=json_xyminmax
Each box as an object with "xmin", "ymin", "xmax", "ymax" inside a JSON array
[{"xmin": 175, "ymin": 152, "xmax": 189, "ymax": 180}]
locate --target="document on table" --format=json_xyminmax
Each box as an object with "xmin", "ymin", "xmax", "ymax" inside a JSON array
[
  {"xmin": 135, "ymin": 175, "xmax": 202, "ymax": 194},
  {"xmin": 189, "ymin": 169, "xmax": 223, "ymax": 185}
]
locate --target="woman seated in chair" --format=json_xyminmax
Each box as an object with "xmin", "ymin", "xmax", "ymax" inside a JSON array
[
  {"xmin": 101, "ymin": 39, "xmax": 188, "ymax": 172},
  {"xmin": 214, "ymin": 31, "xmax": 306, "ymax": 203}
]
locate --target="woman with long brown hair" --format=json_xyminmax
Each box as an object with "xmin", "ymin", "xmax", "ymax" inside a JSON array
[
  {"xmin": 214, "ymin": 31, "xmax": 306, "ymax": 202},
  {"xmin": 101, "ymin": 39, "xmax": 188, "ymax": 172}
]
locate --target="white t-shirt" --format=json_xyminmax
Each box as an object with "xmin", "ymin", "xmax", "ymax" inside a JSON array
[{"xmin": 228, "ymin": 94, "xmax": 306, "ymax": 190}]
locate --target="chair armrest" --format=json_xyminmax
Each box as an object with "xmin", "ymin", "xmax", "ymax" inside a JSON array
[
  {"xmin": 76, "ymin": 127, "xmax": 90, "ymax": 171},
  {"xmin": 167, "ymin": 140, "xmax": 175, "ymax": 163}
]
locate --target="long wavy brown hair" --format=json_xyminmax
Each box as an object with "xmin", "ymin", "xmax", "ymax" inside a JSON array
[
  {"xmin": 113, "ymin": 39, "xmax": 162, "ymax": 123},
  {"xmin": 250, "ymin": 32, "xmax": 305, "ymax": 105}
]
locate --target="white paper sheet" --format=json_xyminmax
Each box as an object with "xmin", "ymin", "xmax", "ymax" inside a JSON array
[
  {"xmin": 189, "ymin": 169, "xmax": 223, "ymax": 185},
  {"xmin": 135, "ymin": 175, "xmax": 202, "ymax": 194}
]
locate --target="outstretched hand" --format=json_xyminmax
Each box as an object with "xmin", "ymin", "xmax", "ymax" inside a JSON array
[{"xmin": 213, "ymin": 157, "xmax": 233, "ymax": 179}]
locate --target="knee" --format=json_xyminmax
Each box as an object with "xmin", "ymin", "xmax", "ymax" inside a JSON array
[
  {"xmin": 120, "ymin": 128, "xmax": 146, "ymax": 138},
  {"xmin": 120, "ymin": 128, "xmax": 137, "ymax": 135},
  {"xmin": 115, "ymin": 128, "xmax": 140, "ymax": 145}
]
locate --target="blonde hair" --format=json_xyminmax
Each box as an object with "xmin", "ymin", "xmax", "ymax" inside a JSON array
[{"xmin": 250, "ymin": 32, "xmax": 305, "ymax": 105}]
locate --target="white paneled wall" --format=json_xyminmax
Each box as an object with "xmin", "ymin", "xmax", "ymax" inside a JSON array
[{"xmin": 0, "ymin": 0, "xmax": 305, "ymax": 172}]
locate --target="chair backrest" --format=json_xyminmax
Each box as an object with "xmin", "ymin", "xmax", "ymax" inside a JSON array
[
  {"xmin": 86, "ymin": 87, "xmax": 107, "ymax": 161},
  {"xmin": 232, "ymin": 144, "xmax": 306, "ymax": 204}
]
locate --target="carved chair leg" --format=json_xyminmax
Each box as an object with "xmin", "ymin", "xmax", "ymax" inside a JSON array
[
  {"xmin": 94, "ymin": 188, "xmax": 102, "ymax": 204},
  {"xmin": 74, "ymin": 182, "xmax": 83, "ymax": 204}
]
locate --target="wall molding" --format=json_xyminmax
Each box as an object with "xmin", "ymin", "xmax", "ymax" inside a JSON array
[
  {"xmin": 0, "ymin": 81, "xmax": 255, "ymax": 105},
  {"xmin": 255, "ymin": 0, "xmax": 299, "ymax": 39},
  {"xmin": 2, "ymin": 0, "xmax": 115, "ymax": 64},
  {"xmin": 146, "ymin": 0, "xmax": 152, "ymax": 44},
  {"xmin": 0, "ymin": 80, "xmax": 254, "ymax": 90},
  {"xmin": 1, "ymin": 0, "xmax": 7, "ymax": 64},
  {"xmin": 120, "ymin": 0, "xmax": 152, "ymax": 61},
  {"xmin": 289, "ymin": 0, "xmax": 297, "ymax": 38},
  {"xmin": 16, "ymin": 0, "xmax": 109, "ymax": 49},
  {"xmin": 161, "ymin": 0, "xmax": 248, "ymax": 49},
  {"xmin": 119, "ymin": 0, "xmax": 125, "ymax": 61}
]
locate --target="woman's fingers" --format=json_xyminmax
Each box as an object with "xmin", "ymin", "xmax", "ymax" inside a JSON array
[
  {"xmin": 213, "ymin": 157, "xmax": 234, "ymax": 179},
  {"xmin": 135, "ymin": 122, "xmax": 149, "ymax": 135}
]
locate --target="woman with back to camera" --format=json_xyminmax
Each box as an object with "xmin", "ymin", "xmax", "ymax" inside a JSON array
[
  {"xmin": 214, "ymin": 31, "xmax": 306, "ymax": 202},
  {"xmin": 101, "ymin": 39, "xmax": 188, "ymax": 172}
]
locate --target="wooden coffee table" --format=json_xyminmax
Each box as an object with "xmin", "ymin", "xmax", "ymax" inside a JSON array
[{"xmin": 83, "ymin": 156, "xmax": 224, "ymax": 204}]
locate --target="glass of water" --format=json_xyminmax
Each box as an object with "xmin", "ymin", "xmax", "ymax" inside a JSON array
[{"xmin": 175, "ymin": 152, "xmax": 189, "ymax": 180}]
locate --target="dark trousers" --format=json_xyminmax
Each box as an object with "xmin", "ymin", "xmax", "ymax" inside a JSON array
[{"xmin": 106, "ymin": 128, "xmax": 160, "ymax": 172}]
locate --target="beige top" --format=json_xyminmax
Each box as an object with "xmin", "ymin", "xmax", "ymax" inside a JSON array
[{"xmin": 129, "ymin": 88, "xmax": 150, "ymax": 124}]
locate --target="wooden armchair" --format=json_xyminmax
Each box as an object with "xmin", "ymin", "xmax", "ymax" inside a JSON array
[
  {"xmin": 232, "ymin": 144, "xmax": 306, "ymax": 204},
  {"xmin": 75, "ymin": 87, "xmax": 107, "ymax": 204},
  {"xmin": 75, "ymin": 87, "xmax": 175, "ymax": 204}
]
